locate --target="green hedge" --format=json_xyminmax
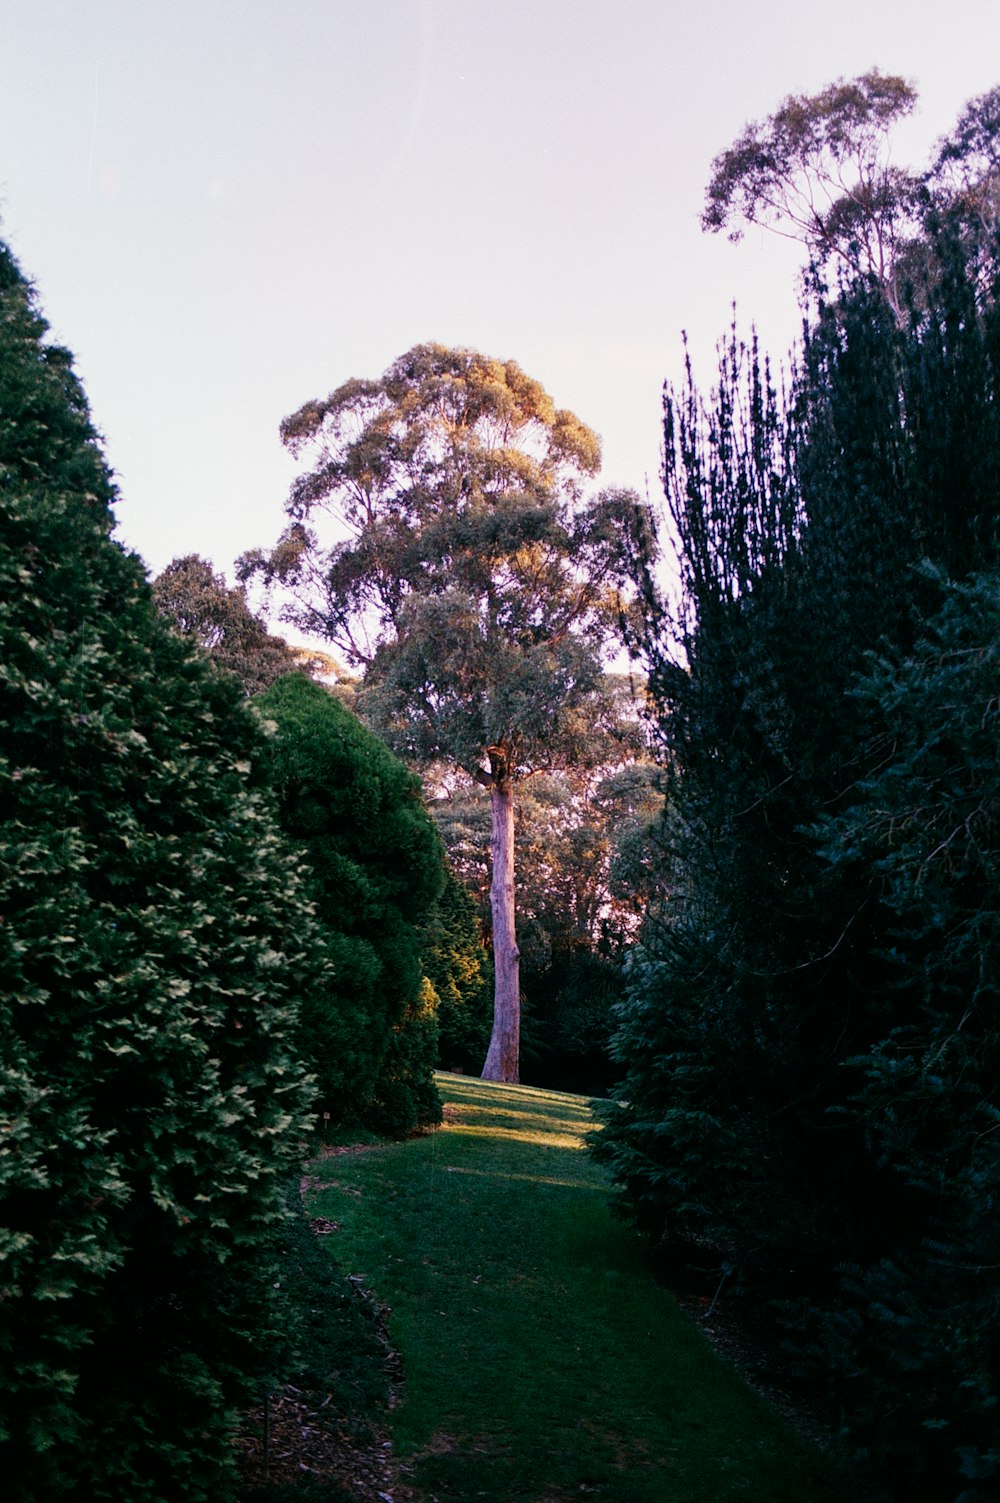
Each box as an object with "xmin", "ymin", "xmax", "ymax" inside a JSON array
[
  {"xmin": 0, "ymin": 241, "xmax": 318, "ymax": 1500},
  {"xmin": 255, "ymin": 674, "xmax": 444, "ymax": 1134}
]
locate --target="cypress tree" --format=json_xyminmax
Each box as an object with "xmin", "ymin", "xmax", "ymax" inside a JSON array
[
  {"xmin": 595, "ymin": 233, "xmax": 1000, "ymax": 1495},
  {"xmin": 0, "ymin": 243, "xmax": 317, "ymax": 1500}
]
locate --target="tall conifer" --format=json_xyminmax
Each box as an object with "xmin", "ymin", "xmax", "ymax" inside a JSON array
[{"xmin": 596, "ymin": 231, "xmax": 1000, "ymax": 1494}]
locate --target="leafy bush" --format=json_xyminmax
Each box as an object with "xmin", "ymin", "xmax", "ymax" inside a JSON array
[
  {"xmin": 255, "ymin": 674, "xmax": 444, "ymax": 1133},
  {"xmin": 0, "ymin": 243, "xmax": 318, "ymax": 1499},
  {"xmin": 802, "ymin": 572, "xmax": 1000, "ymax": 1486},
  {"xmin": 421, "ymin": 868, "xmax": 493, "ymax": 1074}
]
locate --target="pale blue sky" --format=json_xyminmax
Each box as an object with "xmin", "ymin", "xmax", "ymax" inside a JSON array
[{"xmin": 2, "ymin": 0, "xmax": 999, "ymax": 590}]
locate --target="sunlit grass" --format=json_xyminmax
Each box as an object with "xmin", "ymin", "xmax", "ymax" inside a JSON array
[
  {"xmin": 306, "ymin": 1072, "xmax": 854, "ymax": 1503},
  {"xmin": 442, "ymin": 1122, "xmax": 587, "ymax": 1150}
]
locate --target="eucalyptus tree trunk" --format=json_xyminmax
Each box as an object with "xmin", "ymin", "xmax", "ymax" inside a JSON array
[{"xmin": 481, "ymin": 775, "xmax": 520, "ymax": 1082}]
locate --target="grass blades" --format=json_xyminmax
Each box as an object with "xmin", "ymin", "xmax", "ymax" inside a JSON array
[{"xmin": 305, "ymin": 1074, "xmax": 849, "ymax": 1503}]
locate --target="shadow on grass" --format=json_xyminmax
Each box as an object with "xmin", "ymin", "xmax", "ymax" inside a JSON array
[{"xmin": 306, "ymin": 1073, "xmax": 863, "ymax": 1503}]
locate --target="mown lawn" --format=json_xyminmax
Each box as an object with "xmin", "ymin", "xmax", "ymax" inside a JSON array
[{"xmin": 305, "ymin": 1073, "xmax": 853, "ymax": 1503}]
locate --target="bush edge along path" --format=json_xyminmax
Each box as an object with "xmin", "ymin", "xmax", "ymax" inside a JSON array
[{"xmin": 304, "ymin": 1073, "xmax": 870, "ymax": 1503}]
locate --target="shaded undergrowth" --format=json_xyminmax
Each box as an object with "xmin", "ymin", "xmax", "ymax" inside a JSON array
[{"xmin": 235, "ymin": 1188, "xmax": 393, "ymax": 1503}]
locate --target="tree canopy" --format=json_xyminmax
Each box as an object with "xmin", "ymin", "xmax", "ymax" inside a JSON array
[
  {"xmin": 242, "ymin": 342, "xmax": 647, "ymax": 1082},
  {"xmin": 930, "ymin": 84, "xmax": 1000, "ymax": 228},
  {"xmin": 702, "ymin": 70, "xmax": 921, "ymax": 309},
  {"xmin": 153, "ymin": 552, "xmax": 325, "ymax": 696},
  {"xmin": 701, "ymin": 72, "xmax": 1000, "ymax": 321}
]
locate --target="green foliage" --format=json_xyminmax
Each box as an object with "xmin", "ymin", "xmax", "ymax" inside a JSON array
[
  {"xmin": 801, "ymin": 572, "xmax": 1000, "ymax": 1483},
  {"xmin": 426, "ymin": 740, "xmax": 661, "ymax": 1093},
  {"xmin": 513, "ymin": 758, "xmax": 662, "ymax": 1093},
  {"xmin": 704, "ymin": 71, "xmax": 1000, "ymax": 318},
  {"xmin": 0, "ymin": 243, "xmax": 317, "ymax": 1500},
  {"xmin": 241, "ymin": 343, "xmax": 649, "ymax": 1081},
  {"xmin": 254, "ymin": 674, "xmax": 444, "ymax": 1134},
  {"xmin": 308, "ymin": 1075, "xmax": 851, "ymax": 1503},
  {"xmin": 239, "ymin": 341, "xmax": 618, "ymax": 689},
  {"xmin": 420, "ymin": 869, "xmax": 493, "ymax": 1074},
  {"xmin": 702, "ymin": 69, "xmax": 921, "ymax": 309},
  {"xmin": 153, "ymin": 553, "xmax": 309, "ymax": 695},
  {"xmin": 928, "ymin": 85, "xmax": 1000, "ymax": 282},
  {"xmin": 596, "ymin": 232, "xmax": 1000, "ymax": 1498},
  {"xmin": 521, "ymin": 949, "xmax": 627, "ymax": 1096}
]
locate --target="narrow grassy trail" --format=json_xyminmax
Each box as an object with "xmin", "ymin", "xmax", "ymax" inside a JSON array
[{"xmin": 306, "ymin": 1074, "xmax": 848, "ymax": 1503}]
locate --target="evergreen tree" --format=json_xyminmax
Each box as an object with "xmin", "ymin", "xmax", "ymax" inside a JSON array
[
  {"xmin": 806, "ymin": 572, "xmax": 1000, "ymax": 1486},
  {"xmin": 254, "ymin": 673, "xmax": 445, "ymax": 1134},
  {"xmin": 595, "ymin": 231, "xmax": 1000, "ymax": 1496},
  {"xmin": 0, "ymin": 245, "xmax": 318, "ymax": 1499}
]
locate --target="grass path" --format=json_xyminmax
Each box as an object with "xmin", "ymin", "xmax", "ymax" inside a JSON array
[{"xmin": 306, "ymin": 1074, "xmax": 849, "ymax": 1503}]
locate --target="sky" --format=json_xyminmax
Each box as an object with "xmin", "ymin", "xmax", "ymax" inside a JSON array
[{"xmin": 2, "ymin": 0, "xmax": 999, "ymax": 612}]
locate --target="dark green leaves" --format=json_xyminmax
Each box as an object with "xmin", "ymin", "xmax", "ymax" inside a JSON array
[
  {"xmin": 255, "ymin": 673, "xmax": 444, "ymax": 1134},
  {"xmin": 0, "ymin": 241, "xmax": 318, "ymax": 1502},
  {"xmin": 597, "ymin": 227, "xmax": 1000, "ymax": 1497}
]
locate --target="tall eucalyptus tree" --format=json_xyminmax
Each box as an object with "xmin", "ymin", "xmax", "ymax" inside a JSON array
[{"xmin": 241, "ymin": 343, "xmax": 646, "ymax": 1081}]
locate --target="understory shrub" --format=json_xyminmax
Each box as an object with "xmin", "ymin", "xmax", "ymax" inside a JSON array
[{"xmin": 255, "ymin": 674, "xmax": 445, "ymax": 1134}]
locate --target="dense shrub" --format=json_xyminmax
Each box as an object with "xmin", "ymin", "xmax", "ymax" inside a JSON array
[
  {"xmin": 802, "ymin": 572, "xmax": 1000, "ymax": 1486},
  {"xmin": 0, "ymin": 244, "xmax": 318, "ymax": 1499},
  {"xmin": 254, "ymin": 674, "xmax": 445, "ymax": 1134},
  {"xmin": 594, "ymin": 234, "xmax": 1000, "ymax": 1498},
  {"xmin": 421, "ymin": 868, "xmax": 493, "ymax": 1074}
]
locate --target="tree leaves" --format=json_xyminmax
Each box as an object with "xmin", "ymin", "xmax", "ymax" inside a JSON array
[
  {"xmin": 254, "ymin": 673, "xmax": 445, "ymax": 1134},
  {"xmin": 702, "ymin": 70, "xmax": 919, "ymax": 271},
  {"xmin": 0, "ymin": 239, "xmax": 319, "ymax": 1501},
  {"xmin": 244, "ymin": 341, "xmax": 650, "ymax": 1081},
  {"xmin": 597, "ymin": 225, "xmax": 1000, "ymax": 1496}
]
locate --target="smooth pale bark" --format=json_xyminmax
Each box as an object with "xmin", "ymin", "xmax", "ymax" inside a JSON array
[{"xmin": 481, "ymin": 778, "xmax": 520, "ymax": 1082}]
